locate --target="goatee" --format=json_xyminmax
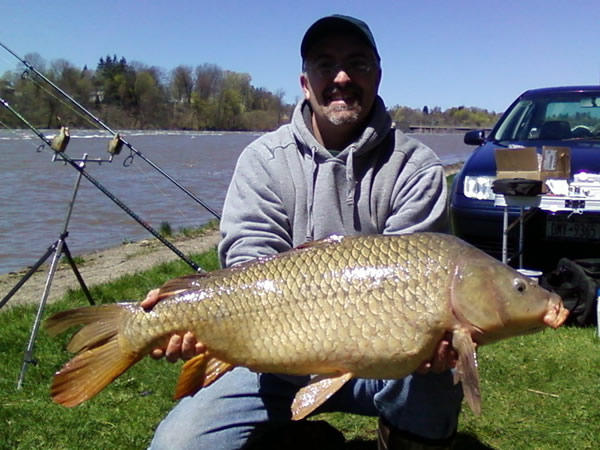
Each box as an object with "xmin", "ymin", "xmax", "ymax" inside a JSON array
[{"xmin": 325, "ymin": 105, "xmax": 360, "ymax": 126}]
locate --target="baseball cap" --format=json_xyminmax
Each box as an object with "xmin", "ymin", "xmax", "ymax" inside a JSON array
[{"xmin": 300, "ymin": 15, "xmax": 380, "ymax": 61}]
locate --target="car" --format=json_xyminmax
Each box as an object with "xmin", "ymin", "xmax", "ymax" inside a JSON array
[{"xmin": 450, "ymin": 86, "xmax": 600, "ymax": 273}]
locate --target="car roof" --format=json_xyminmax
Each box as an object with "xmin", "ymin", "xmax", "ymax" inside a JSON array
[{"xmin": 519, "ymin": 85, "xmax": 600, "ymax": 97}]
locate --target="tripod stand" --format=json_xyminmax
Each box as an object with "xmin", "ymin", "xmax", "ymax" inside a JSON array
[{"xmin": 0, "ymin": 155, "xmax": 95, "ymax": 388}]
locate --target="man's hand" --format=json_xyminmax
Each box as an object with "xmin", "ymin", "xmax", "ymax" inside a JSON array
[
  {"xmin": 140, "ymin": 288, "xmax": 205, "ymax": 362},
  {"xmin": 415, "ymin": 334, "xmax": 461, "ymax": 374}
]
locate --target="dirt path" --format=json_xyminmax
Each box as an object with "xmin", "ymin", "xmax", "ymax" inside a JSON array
[{"xmin": 0, "ymin": 229, "xmax": 221, "ymax": 309}]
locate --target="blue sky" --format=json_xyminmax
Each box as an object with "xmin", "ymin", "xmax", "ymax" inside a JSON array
[{"xmin": 1, "ymin": 1, "xmax": 599, "ymax": 113}]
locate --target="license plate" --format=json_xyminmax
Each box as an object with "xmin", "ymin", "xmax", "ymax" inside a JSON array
[{"xmin": 546, "ymin": 215, "xmax": 600, "ymax": 240}]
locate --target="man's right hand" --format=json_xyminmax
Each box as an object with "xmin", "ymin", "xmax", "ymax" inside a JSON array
[{"xmin": 140, "ymin": 288, "xmax": 206, "ymax": 362}]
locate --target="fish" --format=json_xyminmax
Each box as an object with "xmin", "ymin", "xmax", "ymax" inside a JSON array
[{"xmin": 46, "ymin": 232, "xmax": 568, "ymax": 417}]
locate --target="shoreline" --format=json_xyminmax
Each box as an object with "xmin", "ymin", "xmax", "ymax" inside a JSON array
[{"xmin": 0, "ymin": 229, "xmax": 221, "ymax": 310}]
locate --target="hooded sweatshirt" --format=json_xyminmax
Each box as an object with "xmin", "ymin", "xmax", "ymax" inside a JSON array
[{"xmin": 218, "ymin": 96, "xmax": 448, "ymax": 268}]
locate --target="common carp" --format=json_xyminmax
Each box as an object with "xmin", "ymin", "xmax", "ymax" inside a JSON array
[{"xmin": 46, "ymin": 232, "xmax": 568, "ymax": 417}]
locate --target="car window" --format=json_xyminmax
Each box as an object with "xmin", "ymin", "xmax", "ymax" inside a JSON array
[
  {"xmin": 493, "ymin": 93, "xmax": 600, "ymax": 141},
  {"xmin": 494, "ymin": 100, "xmax": 534, "ymax": 141}
]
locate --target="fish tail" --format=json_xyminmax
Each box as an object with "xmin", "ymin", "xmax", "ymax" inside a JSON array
[{"xmin": 46, "ymin": 304, "xmax": 142, "ymax": 407}]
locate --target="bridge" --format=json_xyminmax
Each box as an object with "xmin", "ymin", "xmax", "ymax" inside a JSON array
[{"xmin": 406, "ymin": 124, "xmax": 493, "ymax": 133}]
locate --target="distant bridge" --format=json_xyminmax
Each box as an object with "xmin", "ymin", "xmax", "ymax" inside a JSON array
[{"xmin": 401, "ymin": 124, "xmax": 493, "ymax": 133}]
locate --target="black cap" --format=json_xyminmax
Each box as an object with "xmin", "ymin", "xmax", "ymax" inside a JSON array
[{"xmin": 301, "ymin": 15, "xmax": 380, "ymax": 61}]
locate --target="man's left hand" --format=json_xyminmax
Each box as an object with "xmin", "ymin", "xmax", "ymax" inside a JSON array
[{"xmin": 416, "ymin": 335, "xmax": 459, "ymax": 374}]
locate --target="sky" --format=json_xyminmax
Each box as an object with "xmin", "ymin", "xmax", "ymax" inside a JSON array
[{"xmin": 1, "ymin": 0, "xmax": 599, "ymax": 113}]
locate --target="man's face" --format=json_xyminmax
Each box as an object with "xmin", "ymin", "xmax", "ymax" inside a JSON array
[{"xmin": 301, "ymin": 33, "xmax": 381, "ymax": 131}]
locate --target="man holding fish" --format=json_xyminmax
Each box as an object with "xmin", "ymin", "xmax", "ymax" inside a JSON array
[{"xmin": 146, "ymin": 14, "xmax": 462, "ymax": 449}]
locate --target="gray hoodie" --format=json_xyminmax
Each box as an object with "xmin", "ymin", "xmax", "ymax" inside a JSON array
[{"xmin": 218, "ymin": 96, "xmax": 448, "ymax": 268}]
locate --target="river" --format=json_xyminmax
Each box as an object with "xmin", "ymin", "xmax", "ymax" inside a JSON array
[{"xmin": 0, "ymin": 129, "xmax": 473, "ymax": 274}]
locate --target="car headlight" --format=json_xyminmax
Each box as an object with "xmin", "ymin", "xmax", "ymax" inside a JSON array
[{"xmin": 463, "ymin": 176, "xmax": 496, "ymax": 200}]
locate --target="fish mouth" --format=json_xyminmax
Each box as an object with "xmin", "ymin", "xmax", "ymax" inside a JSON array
[{"xmin": 543, "ymin": 294, "xmax": 569, "ymax": 329}]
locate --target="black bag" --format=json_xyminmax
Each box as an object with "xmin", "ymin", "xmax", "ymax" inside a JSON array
[
  {"xmin": 492, "ymin": 178, "xmax": 543, "ymax": 196},
  {"xmin": 540, "ymin": 258, "xmax": 599, "ymax": 327}
]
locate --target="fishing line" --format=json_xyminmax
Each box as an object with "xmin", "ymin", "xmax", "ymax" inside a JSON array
[
  {"xmin": 3, "ymin": 102, "xmax": 194, "ymax": 230},
  {"xmin": 0, "ymin": 41, "xmax": 221, "ymax": 220},
  {"xmin": 20, "ymin": 70, "xmax": 101, "ymax": 130},
  {"xmin": 0, "ymin": 123, "xmax": 121, "ymax": 250},
  {"xmin": 0, "ymin": 96, "xmax": 201, "ymax": 271},
  {"xmin": 127, "ymin": 156, "xmax": 196, "ymax": 225},
  {"xmin": 2, "ymin": 45, "xmax": 214, "ymax": 239}
]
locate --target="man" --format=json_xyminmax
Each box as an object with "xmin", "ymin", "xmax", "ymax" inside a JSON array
[{"xmin": 146, "ymin": 15, "xmax": 463, "ymax": 449}]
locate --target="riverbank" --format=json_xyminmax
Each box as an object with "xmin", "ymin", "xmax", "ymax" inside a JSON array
[{"xmin": 0, "ymin": 228, "xmax": 221, "ymax": 309}]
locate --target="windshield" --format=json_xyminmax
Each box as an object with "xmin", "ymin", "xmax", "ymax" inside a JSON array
[{"xmin": 493, "ymin": 92, "xmax": 600, "ymax": 141}]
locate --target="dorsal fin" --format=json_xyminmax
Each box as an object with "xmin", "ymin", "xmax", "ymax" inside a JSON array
[
  {"xmin": 158, "ymin": 273, "xmax": 212, "ymax": 295},
  {"xmin": 160, "ymin": 235, "xmax": 346, "ymax": 296},
  {"xmin": 296, "ymin": 234, "xmax": 345, "ymax": 250}
]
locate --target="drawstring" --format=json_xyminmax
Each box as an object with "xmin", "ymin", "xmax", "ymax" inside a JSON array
[
  {"xmin": 305, "ymin": 146, "xmax": 318, "ymax": 241},
  {"xmin": 346, "ymin": 147, "xmax": 356, "ymax": 205}
]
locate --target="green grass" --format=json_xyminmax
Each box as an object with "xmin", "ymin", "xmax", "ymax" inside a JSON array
[
  {"xmin": 1, "ymin": 244, "xmax": 599, "ymax": 449},
  {"xmin": 158, "ymin": 221, "xmax": 173, "ymax": 237}
]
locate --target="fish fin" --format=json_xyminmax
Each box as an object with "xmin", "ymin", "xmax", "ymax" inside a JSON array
[
  {"xmin": 47, "ymin": 304, "xmax": 142, "ymax": 407},
  {"xmin": 47, "ymin": 304, "xmax": 131, "ymax": 353},
  {"xmin": 295, "ymin": 234, "xmax": 344, "ymax": 250},
  {"xmin": 452, "ymin": 328, "xmax": 481, "ymax": 415},
  {"xmin": 174, "ymin": 352, "xmax": 233, "ymax": 399},
  {"xmin": 291, "ymin": 372, "xmax": 353, "ymax": 421},
  {"xmin": 158, "ymin": 274, "xmax": 211, "ymax": 296}
]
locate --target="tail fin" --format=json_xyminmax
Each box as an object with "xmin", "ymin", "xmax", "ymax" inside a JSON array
[{"xmin": 46, "ymin": 304, "xmax": 142, "ymax": 407}]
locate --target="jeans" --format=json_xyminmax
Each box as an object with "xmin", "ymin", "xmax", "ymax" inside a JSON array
[{"xmin": 150, "ymin": 367, "xmax": 463, "ymax": 449}]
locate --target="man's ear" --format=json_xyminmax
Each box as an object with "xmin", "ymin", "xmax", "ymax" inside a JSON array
[{"xmin": 300, "ymin": 73, "xmax": 311, "ymax": 100}]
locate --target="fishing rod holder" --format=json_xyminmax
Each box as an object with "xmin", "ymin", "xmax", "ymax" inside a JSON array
[
  {"xmin": 52, "ymin": 149, "xmax": 115, "ymax": 165},
  {"xmin": 3, "ymin": 155, "xmax": 96, "ymax": 389},
  {"xmin": 1, "ymin": 95, "xmax": 201, "ymax": 271}
]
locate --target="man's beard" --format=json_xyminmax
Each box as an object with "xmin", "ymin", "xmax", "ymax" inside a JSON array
[
  {"xmin": 321, "ymin": 85, "xmax": 363, "ymax": 125},
  {"xmin": 323, "ymin": 103, "xmax": 361, "ymax": 125}
]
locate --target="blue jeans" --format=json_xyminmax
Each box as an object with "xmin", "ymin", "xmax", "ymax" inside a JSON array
[{"xmin": 150, "ymin": 367, "xmax": 463, "ymax": 449}]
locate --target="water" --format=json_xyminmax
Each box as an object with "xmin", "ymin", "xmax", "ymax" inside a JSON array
[{"xmin": 0, "ymin": 129, "xmax": 473, "ymax": 274}]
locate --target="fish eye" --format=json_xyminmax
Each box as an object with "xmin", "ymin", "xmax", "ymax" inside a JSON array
[{"xmin": 513, "ymin": 278, "xmax": 527, "ymax": 293}]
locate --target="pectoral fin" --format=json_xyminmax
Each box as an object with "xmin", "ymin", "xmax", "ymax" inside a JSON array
[
  {"xmin": 291, "ymin": 372, "xmax": 353, "ymax": 420},
  {"xmin": 451, "ymin": 328, "xmax": 481, "ymax": 415},
  {"xmin": 174, "ymin": 352, "xmax": 233, "ymax": 399}
]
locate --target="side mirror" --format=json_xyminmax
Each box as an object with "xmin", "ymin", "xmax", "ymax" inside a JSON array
[{"xmin": 464, "ymin": 129, "xmax": 486, "ymax": 146}]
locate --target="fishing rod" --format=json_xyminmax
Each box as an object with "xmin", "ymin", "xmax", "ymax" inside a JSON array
[
  {"xmin": 0, "ymin": 97, "xmax": 201, "ymax": 272},
  {"xmin": 0, "ymin": 40, "xmax": 221, "ymax": 220}
]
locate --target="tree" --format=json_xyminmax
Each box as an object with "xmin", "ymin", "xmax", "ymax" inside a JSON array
[
  {"xmin": 134, "ymin": 70, "xmax": 162, "ymax": 127},
  {"xmin": 171, "ymin": 65, "xmax": 194, "ymax": 104},
  {"xmin": 21, "ymin": 52, "xmax": 47, "ymax": 73},
  {"xmin": 194, "ymin": 63, "xmax": 223, "ymax": 100},
  {"xmin": 2, "ymin": 53, "xmax": 295, "ymax": 131},
  {"xmin": 96, "ymin": 55, "xmax": 136, "ymax": 108}
]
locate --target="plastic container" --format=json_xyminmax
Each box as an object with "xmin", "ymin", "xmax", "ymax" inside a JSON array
[
  {"xmin": 517, "ymin": 268, "xmax": 543, "ymax": 284},
  {"xmin": 597, "ymin": 288, "xmax": 600, "ymax": 339}
]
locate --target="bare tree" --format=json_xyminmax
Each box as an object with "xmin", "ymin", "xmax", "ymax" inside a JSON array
[
  {"xmin": 194, "ymin": 63, "xmax": 223, "ymax": 100},
  {"xmin": 171, "ymin": 65, "xmax": 194, "ymax": 104}
]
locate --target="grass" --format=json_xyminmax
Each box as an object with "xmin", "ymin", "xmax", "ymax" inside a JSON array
[
  {"xmin": 1, "ymin": 237, "xmax": 599, "ymax": 448},
  {"xmin": 60, "ymin": 255, "xmax": 85, "ymax": 267},
  {"xmin": 158, "ymin": 221, "xmax": 173, "ymax": 237}
]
